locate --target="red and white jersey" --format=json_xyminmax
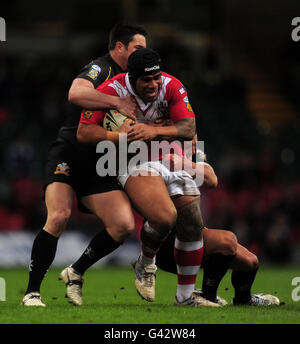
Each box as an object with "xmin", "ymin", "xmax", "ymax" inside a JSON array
[{"xmin": 80, "ymin": 72, "xmax": 195, "ymax": 125}]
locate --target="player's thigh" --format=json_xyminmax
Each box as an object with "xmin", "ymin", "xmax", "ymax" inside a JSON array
[
  {"xmin": 202, "ymin": 228, "xmax": 237, "ymax": 256},
  {"xmin": 81, "ymin": 190, "xmax": 135, "ymax": 229},
  {"xmin": 172, "ymin": 195, "xmax": 203, "ymax": 241},
  {"xmin": 124, "ymin": 174, "xmax": 177, "ymax": 229},
  {"xmin": 44, "ymin": 136, "xmax": 76, "ymax": 219}
]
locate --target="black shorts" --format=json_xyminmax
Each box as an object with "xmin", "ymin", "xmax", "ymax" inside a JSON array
[{"xmin": 44, "ymin": 129, "xmax": 122, "ymax": 213}]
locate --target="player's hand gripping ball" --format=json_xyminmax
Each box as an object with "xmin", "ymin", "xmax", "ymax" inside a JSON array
[{"xmin": 103, "ymin": 109, "xmax": 133, "ymax": 132}]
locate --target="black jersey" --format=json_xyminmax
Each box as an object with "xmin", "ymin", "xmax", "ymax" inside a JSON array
[
  {"xmin": 45, "ymin": 53, "xmax": 125, "ymax": 205},
  {"xmin": 61, "ymin": 53, "xmax": 124, "ymax": 130}
]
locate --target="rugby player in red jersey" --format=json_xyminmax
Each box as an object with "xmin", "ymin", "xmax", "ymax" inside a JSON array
[
  {"xmin": 75, "ymin": 48, "xmax": 279, "ymax": 307},
  {"xmin": 78, "ymin": 48, "xmax": 213, "ymax": 306}
]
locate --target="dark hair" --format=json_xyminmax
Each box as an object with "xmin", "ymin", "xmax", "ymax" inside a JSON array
[{"xmin": 108, "ymin": 23, "xmax": 147, "ymax": 51}]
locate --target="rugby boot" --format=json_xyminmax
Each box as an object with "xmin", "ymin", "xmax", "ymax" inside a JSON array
[{"xmin": 59, "ymin": 265, "xmax": 83, "ymax": 306}]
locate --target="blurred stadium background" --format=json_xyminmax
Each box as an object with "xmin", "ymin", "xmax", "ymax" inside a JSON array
[{"xmin": 0, "ymin": 0, "xmax": 300, "ymax": 267}]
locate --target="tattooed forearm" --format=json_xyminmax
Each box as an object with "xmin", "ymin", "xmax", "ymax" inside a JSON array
[
  {"xmin": 175, "ymin": 196, "xmax": 204, "ymax": 241},
  {"xmin": 174, "ymin": 117, "xmax": 195, "ymax": 140}
]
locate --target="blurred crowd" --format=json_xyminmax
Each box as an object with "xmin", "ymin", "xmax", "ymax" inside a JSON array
[{"xmin": 0, "ymin": 39, "xmax": 299, "ymax": 264}]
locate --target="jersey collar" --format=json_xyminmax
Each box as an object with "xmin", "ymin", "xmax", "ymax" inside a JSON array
[{"xmin": 125, "ymin": 73, "xmax": 153, "ymax": 111}]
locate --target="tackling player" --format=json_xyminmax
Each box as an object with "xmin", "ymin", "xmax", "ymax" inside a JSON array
[
  {"xmin": 22, "ymin": 23, "xmax": 148, "ymax": 307},
  {"xmin": 157, "ymin": 147, "xmax": 280, "ymax": 306}
]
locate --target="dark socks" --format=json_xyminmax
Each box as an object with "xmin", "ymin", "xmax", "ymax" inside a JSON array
[
  {"xmin": 231, "ymin": 268, "xmax": 258, "ymax": 304},
  {"xmin": 155, "ymin": 231, "xmax": 177, "ymax": 274},
  {"xmin": 71, "ymin": 229, "xmax": 121, "ymax": 276},
  {"xmin": 25, "ymin": 229, "xmax": 58, "ymax": 294},
  {"xmin": 201, "ymin": 253, "xmax": 236, "ymax": 302}
]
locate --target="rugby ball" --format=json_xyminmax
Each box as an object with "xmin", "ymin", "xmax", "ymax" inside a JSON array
[{"xmin": 103, "ymin": 109, "xmax": 129, "ymax": 132}]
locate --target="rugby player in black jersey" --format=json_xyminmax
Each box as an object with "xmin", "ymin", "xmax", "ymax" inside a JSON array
[{"xmin": 22, "ymin": 23, "xmax": 147, "ymax": 306}]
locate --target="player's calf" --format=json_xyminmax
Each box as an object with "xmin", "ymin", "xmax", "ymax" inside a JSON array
[{"xmin": 173, "ymin": 196, "xmax": 205, "ymax": 302}]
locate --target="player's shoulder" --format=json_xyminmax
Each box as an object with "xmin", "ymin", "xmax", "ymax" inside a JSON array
[
  {"xmin": 162, "ymin": 72, "xmax": 184, "ymax": 87},
  {"xmin": 83, "ymin": 55, "xmax": 110, "ymax": 71},
  {"xmin": 162, "ymin": 72, "xmax": 180, "ymax": 82},
  {"xmin": 74, "ymin": 55, "xmax": 113, "ymax": 86},
  {"xmin": 86, "ymin": 56, "xmax": 111, "ymax": 75},
  {"xmin": 96, "ymin": 72, "xmax": 127, "ymax": 91},
  {"xmin": 162, "ymin": 72, "xmax": 187, "ymax": 95}
]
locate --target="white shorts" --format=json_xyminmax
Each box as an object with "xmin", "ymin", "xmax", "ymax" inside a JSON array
[{"xmin": 117, "ymin": 160, "xmax": 200, "ymax": 197}]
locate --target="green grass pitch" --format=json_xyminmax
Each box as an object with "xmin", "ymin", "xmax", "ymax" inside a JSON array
[{"xmin": 0, "ymin": 266, "xmax": 299, "ymax": 324}]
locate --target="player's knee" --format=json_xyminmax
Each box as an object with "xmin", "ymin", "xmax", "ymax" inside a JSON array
[
  {"xmin": 118, "ymin": 219, "xmax": 135, "ymax": 238},
  {"xmin": 108, "ymin": 217, "xmax": 135, "ymax": 242},
  {"xmin": 247, "ymin": 253, "xmax": 259, "ymax": 271},
  {"xmin": 47, "ymin": 208, "xmax": 72, "ymax": 234},
  {"xmin": 54, "ymin": 208, "xmax": 72, "ymax": 225},
  {"xmin": 219, "ymin": 231, "xmax": 238, "ymax": 256},
  {"xmin": 153, "ymin": 208, "xmax": 177, "ymax": 235}
]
